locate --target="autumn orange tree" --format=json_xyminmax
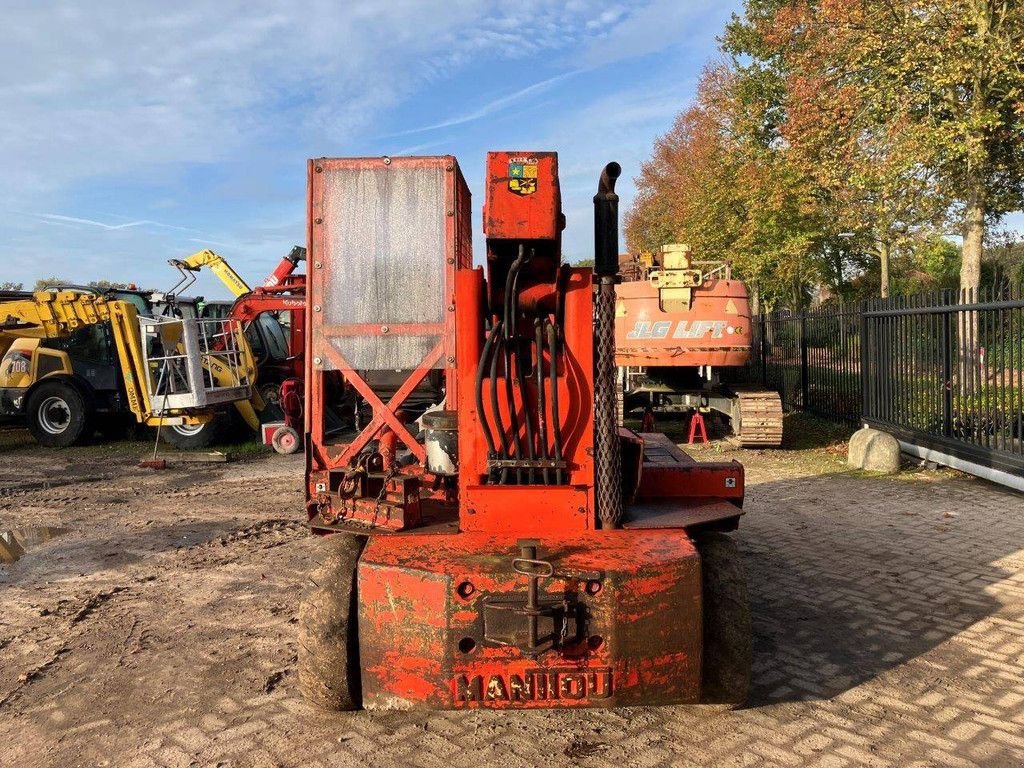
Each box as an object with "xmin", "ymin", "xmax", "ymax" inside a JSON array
[
  {"xmin": 626, "ymin": 67, "xmax": 742, "ymax": 267},
  {"xmin": 629, "ymin": 1, "xmax": 1024, "ymax": 304},
  {"xmin": 626, "ymin": 64, "xmax": 830, "ymax": 310}
]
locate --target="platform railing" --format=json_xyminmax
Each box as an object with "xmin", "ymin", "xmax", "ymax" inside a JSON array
[{"xmin": 140, "ymin": 315, "xmax": 252, "ymax": 413}]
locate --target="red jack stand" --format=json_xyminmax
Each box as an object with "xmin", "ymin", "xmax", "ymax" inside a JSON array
[
  {"xmin": 687, "ymin": 411, "xmax": 708, "ymax": 444},
  {"xmin": 641, "ymin": 407, "xmax": 656, "ymax": 433}
]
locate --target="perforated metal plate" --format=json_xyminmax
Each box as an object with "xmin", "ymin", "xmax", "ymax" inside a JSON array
[{"xmin": 319, "ymin": 162, "xmax": 447, "ymax": 370}]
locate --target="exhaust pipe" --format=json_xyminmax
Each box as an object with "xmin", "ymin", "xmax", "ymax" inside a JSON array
[
  {"xmin": 593, "ymin": 162, "xmax": 621, "ymax": 277},
  {"xmin": 592, "ymin": 162, "xmax": 623, "ymax": 528}
]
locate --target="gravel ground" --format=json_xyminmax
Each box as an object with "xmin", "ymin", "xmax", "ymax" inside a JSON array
[{"xmin": 0, "ymin": 422, "xmax": 1022, "ymax": 767}]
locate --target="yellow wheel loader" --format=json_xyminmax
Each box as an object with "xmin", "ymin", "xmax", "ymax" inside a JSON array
[{"xmin": 0, "ymin": 290, "xmax": 257, "ymax": 448}]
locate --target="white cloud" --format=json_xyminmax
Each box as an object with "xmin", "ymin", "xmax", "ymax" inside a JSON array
[
  {"xmin": 0, "ymin": 2, "xmax": 627, "ymax": 203},
  {"xmin": 29, "ymin": 213, "xmax": 200, "ymax": 233},
  {"xmin": 0, "ymin": 0, "xmax": 736, "ymax": 290},
  {"xmin": 382, "ymin": 69, "xmax": 589, "ymax": 138},
  {"xmin": 581, "ymin": 0, "xmax": 727, "ymax": 66}
]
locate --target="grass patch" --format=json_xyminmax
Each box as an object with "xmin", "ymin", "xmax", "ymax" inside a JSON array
[
  {"xmin": 0, "ymin": 423, "xmax": 273, "ymax": 461},
  {"xmin": 781, "ymin": 412, "xmax": 855, "ymax": 451}
]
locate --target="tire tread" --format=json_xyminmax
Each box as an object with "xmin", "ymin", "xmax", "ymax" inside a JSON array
[
  {"xmin": 697, "ymin": 531, "xmax": 752, "ymax": 706},
  {"xmin": 297, "ymin": 534, "xmax": 366, "ymax": 711}
]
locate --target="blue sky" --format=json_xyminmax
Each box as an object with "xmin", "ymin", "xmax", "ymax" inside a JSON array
[{"xmin": 0, "ymin": 1, "xmax": 743, "ymax": 299}]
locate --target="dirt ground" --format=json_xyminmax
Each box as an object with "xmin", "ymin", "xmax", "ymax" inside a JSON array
[{"xmin": 1, "ymin": 419, "xmax": 1023, "ymax": 768}]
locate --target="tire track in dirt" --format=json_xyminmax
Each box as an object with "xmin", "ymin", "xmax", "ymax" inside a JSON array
[
  {"xmin": 1, "ymin": 514, "xmax": 306, "ymax": 717},
  {"xmin": 0, "ymin": 585, "xmax": 135, "ymax": 709}
]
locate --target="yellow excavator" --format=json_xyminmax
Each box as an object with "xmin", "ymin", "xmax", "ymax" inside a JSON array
[
  {"xmin": 166, "ymin": 246, "xmax": 306, "ymax": 300},
  {"xmin": 168, "ymin": 248, "xmax": 253, "ymax": 298},
  {"xmin": 0, "ymin": 290, "xmax": 257, "ymax": 447}
]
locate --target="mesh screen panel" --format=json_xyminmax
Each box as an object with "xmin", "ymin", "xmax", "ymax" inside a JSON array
[{"xmin": 321, "ymin": 163, "xmax": 447, "ymax": 370}]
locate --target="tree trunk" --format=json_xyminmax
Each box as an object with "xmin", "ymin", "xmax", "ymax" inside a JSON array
[
  {"xmin": 955, "ymin": 1, "xmax": 990, "ymax": 394},
  {"xmin": 961, "ymin": 0, "xmax": 989, "ymax": 294},
  {"xmin": 878, "ymin": 240, "xmax": 890, "ymax": 299},
  {"xmin": 960, "ymin": 174, "xmax": 985, "ymax": 293},
  {"xmin": 792, "ymin": 280, "xmax": 802, "ymax": 311},
  {"xmin": 959, "ymin": 175, "xmax": 985, "ymax": 391}
]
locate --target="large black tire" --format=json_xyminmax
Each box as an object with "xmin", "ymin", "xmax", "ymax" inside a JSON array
[
  {"xmin": 159, "ymin": 414, "xmax": 224, "ymax": 450},
  {"xmin": 697, "ymin": 532, "xmax": 752, "ymax": 706},
  {"xmin": 298, "ymin": 534, "xmax": 366, "ymax": 711},
  {"xmin": 26, "ymin": 381, "xmax": 93, "ymax": 447}
]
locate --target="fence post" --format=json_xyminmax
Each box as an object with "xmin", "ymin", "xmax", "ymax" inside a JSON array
[
  {"xmin": 800, "ymin": 312, "xmax": 809, "ymax": 411},
  {"xmin": 942, "ymin": 310, "xmax": 953, "ymax": 438},
  {"xmin": 759, "ymin": 313, "xmax": 768, "ymax": 389},
  {"xmin": 859, "ymin": 300, "xmax": 869, "ymax": 425}
]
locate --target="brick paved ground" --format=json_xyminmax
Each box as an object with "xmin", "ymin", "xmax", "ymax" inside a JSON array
[{"xmin": 1, "ymin": 434, "xmax": 1022, "ymax": 767}]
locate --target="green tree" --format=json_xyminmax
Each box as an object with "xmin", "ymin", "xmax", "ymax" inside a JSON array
[
  {"xmin": 983, "ymin": 229, "xmax": 1024, "ymax": 295},
  {"xmin": 911, "ymin": 236, "xmax": 962, "ymax": 293},
  {"xmin": 767, "ymin": 1, "xmax": 1024, "ymax": 294},
  {"xmin": 0, "ymin": 281, "xmax": 23, "ymax": 291}
]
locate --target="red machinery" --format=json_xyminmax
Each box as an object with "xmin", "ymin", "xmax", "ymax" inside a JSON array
[
  {"xmin": 300, "ymin": 153, "xmax": 751, "ymax": 710},
  {"xmin": 231, "ymin": 245, "xmax": 306, "ymax": 384},
  {"xmin": 616, "ymin": 244, "xmax": 783, "ymax": 447},
  {"xmin": 231, "ymin": 250, "xmax": 306, "ymax": 451},
  {"xmin": 263, "ymin": 245, "xmax": 306, "ymax": 290}
]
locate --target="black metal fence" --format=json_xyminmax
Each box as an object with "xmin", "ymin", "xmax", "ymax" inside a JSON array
[
  {"xmin": 753, "ymin": 302, "xmax": 863, "ymax": 424},
  {"xmin": 750, "ymin": 287, "xmax": 1024, "ymax": 478}
]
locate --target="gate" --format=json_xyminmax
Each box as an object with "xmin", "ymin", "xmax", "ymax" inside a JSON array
[
  {"xmin": 862, "ymin": 289, "xmax": 1023, "ymax": 479},
  {"xmin": 751, "ymin": 288, "xmax": 1024, "ymax": 486}
]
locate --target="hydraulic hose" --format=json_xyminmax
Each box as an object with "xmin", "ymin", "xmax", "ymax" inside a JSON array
[
  {"xmin": 489, "ymin": 320, "xmax": 509, "ymax": 484},
  {"xmin": 503, "ymin": 342, "xmax": 523, "ymax": 484},
  {"xmin": 547, "ymin": 320, "xmax": 564, "ymax": 485},
  {"xmin": 535, "ymin": 318, "xmax": 550, "ymax": 485},
  {"xmin": 475, "ymin": 319, "xmax": 501, "ymax": 478},
  {"xmin": 516, "ymin": 338, "xmax": 536, "ymax": 484},
  {"xmin": 504, "ymin": 245, "xmax": 527, "ymax": 335},
  {"xmin": 502, "ymin": 248, "xmax": 526, "ymax": 484}
]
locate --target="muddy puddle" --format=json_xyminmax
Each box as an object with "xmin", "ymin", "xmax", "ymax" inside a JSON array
[{"xmin": 0, "ymin": 526, "xmax": 69, "ymax": 564}]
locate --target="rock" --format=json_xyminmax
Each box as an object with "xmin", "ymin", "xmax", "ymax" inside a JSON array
[
  {"xmin": 848, "ymin": 427, "xmax": 901, "ymax": 474},
  {"xmin": 847, "ymin": 426, "xmax": 875, "ymax": 468},
  {"xmin": 862, "ymin": 432, "xmax": 901, "ymax": 473}
]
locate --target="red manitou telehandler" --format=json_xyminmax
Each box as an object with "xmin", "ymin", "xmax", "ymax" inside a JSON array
[{"xmin": 299, "ymin": 153, "xmax": 752, "ymax": 710}]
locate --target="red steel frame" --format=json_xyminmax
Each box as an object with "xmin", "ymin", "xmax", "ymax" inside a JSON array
[
  {"xmin": 305, "ymin": 156, "xmax": 472, "ymax": 487},
  {"xmin": 230, "ymin": 280, "xmax": 306, "ymax": 379}
]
